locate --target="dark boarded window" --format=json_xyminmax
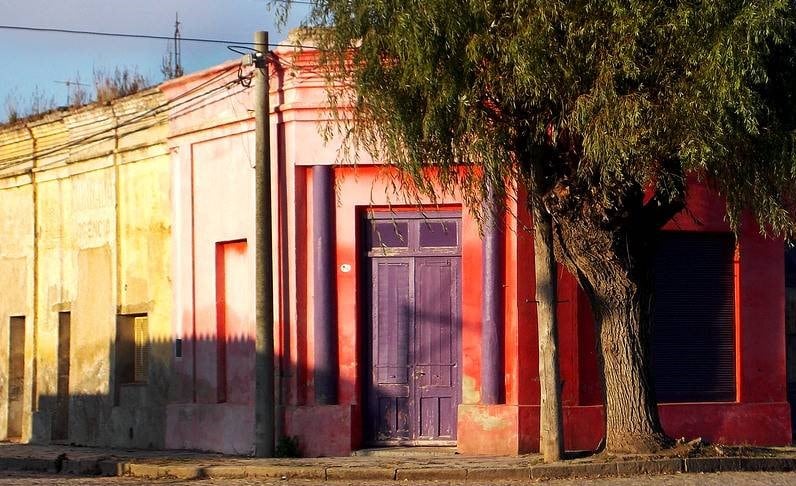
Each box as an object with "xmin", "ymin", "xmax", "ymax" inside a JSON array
[
  {"xmin": 369, "ymin": 221, "xmax": 409, "ymax": 248},
  {"xmin": 653, "ymin": 232, "xmax": 736, "ymax": 403},
  {"xmin": 419, "ymin": 221, "xmax": 458, "ymax": 247}
]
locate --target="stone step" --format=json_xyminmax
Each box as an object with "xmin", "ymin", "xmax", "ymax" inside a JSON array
[{"xmin": 352, "ymin": 446, "xmax": 458, "ymax": 457}]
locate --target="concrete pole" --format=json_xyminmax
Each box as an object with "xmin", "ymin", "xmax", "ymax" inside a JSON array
[{"xmin": 254, "ymin": 30, "xmax": 275, "ymax": 457}]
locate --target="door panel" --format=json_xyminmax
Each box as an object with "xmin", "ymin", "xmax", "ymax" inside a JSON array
[
  {"xmin": 369, "ymin": 259, "xmax": 412, "ymax": 441},
  {"xmin": 414, "ymin": 257, "xmax": 459, "ymax": 440}
]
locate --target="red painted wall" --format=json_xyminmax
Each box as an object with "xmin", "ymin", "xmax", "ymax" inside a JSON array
[
  {"xmin": 161, "ymin": 48, "xmax": 791, "ymax": 456},
  {"xmin": 278, "ymin": 49, "xmax": 790, "ymax": 453}
]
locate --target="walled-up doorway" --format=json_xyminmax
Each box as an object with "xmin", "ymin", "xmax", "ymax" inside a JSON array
[
  {"xmin": 363, "ymin": 212, "xmax": 462, "ymax": 445},
  {"xmin": 52, "ymin": 312, "xmax": 71, "ymax": 441},
  {"xmin": 6, "ymin": 316, "xmax": 25, "ymax": 440}
]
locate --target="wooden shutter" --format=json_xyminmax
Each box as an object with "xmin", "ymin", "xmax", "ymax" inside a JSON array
[
  {"xmin": 133, "ymin": 316, "xmax": 149, "ymax": 383},
  {"xmin": 652, "ymin": 232, "xmax": 736, "ymax": 403}
]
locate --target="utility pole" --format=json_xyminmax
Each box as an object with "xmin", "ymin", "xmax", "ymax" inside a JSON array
[{"xmin": 253, "ymin": 30, "xmax": 275, "ymax": 457}]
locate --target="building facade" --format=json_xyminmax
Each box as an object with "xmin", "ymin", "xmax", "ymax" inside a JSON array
[
  {"xmin": 0, "ymin": 90, "xmax": 173, "ymax": 448},
  {"xmin": 160, "ymin": 61, "xmax": 257, "ymax": 453},
  {"xmin": 161, "ymin": 45, "xmax": 792, "ymax": 456},
  {"xmin": 0, "ymin": 43, "xmax": 791, "ymax": 456}
]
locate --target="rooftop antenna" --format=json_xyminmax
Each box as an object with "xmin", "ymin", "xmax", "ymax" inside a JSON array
[
  {"xmin": 173, "ymin": 12, "xmax": 183, "ymax": 77},
  {"xmin": 162, "ymin": 12, "xmax": 184, "ymax": 79},
  {"xmin": 54, "ymin": 79, "xmax": 90, "ymax": 106}
]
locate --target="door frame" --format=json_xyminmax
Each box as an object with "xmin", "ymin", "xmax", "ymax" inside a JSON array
[{"xmin": 360, "ymin": 209, "xmax": 463, "ymax": 446}]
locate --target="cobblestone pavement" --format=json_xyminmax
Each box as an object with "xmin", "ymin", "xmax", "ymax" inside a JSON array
[{"xmin": 1, "ymin": 471, "xmax": 796, "ymax": 485}]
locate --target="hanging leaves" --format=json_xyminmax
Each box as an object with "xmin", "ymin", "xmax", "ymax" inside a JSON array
[{"xmin": 279, "ymin": 0, "xmax": 796, "ymax": 236}]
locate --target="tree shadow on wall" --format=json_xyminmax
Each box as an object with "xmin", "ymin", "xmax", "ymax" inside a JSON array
[{"xmin": 29, "ymin": 326, "xmax": 265, "ymax": 455}]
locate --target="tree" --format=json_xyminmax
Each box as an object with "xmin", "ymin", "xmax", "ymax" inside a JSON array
[{"xmin": 293, "ymin": 1, "xmax": 796, "ymax": 453}]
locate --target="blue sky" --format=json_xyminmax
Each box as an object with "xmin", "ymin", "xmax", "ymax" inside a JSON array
[{"xmin": 0, "ymin": 0, "xmax": 310, "ymax": 122}]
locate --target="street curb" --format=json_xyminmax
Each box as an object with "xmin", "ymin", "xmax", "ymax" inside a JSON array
[
  {"xmin": 326, "ymin": 466, "xmax": 396, "ymax": 480},
  {"xmin": 615, "ymin": 458, "xmax": 682, "ymax": 476},
  {"xmin": 395, "ymin": 467, "xmax": 467, "ymax": 481},
  {"xmin": 1, "ymin": 454, "xmax": 796, "ymax": 481},
  {"xmin": 465, "ymin": 466, "xmax": 531, "ymax": 481},
  {"xmin": 246, "ymin": 465, "xmax": 327, "ymax": 480},
  {"xmin": 531, "ymin": 461, "xmax": 617, "ymax": 479},
  {"xmin": 0, "ymin": 457, "xmax": 54, "ymax": 473},
  {"xmin": 203, "ymin": 465, "xmax": 247, "ymax": 479},
  {"xmin": 684, "ymin": 457, "xmax": 796, "ymax": 474}
]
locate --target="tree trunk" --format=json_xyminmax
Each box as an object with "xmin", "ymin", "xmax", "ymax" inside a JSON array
[
  {"xmin": 533, "ymin": 202, "xmax": 564, "ymax": 463},
  {"xmin": 554, "ymin": 217, "xmax": 672, "ymax": 454}
]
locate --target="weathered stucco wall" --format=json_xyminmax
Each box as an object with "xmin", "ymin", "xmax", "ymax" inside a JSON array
[
  {"xmin": 0, "ymin": 90, "xmax": 173, "ymax": 448},
  {"xmin": 1, "ymin": 45, "xmax": 790, "ymax": 457},
  {"xmin": 161, "ymin": 64, "xmax": 257, "ymax": 454},
  {"xmin": 264, "ymin": 46, "xmax": 792, "ymax": 456},
  {"xmin": 0, "ymin": 181, "xmax": 34, "ymax": 442}
]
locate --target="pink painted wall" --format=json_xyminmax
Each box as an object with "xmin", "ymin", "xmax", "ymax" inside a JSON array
[{"xmin": 161, "ymin": 65, "xmax": 258, "ymax": 454}]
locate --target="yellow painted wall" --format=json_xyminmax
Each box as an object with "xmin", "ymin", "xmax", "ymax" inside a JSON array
[
  {"xmin": 0, "ymin": 180, "xmax": 34, "ymax": 442},
  {"xmin": 0, "ymin": 90, "xmax": 172, "ymax": 447}
]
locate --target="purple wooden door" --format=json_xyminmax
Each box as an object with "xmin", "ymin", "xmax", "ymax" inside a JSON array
[
  {"xmin": 365, "ymin": 215, "xmax": 461, "ymax": 444},
  {"xmin": 414, "ymin": 257, "xmax": 459, "ymax": 440}
]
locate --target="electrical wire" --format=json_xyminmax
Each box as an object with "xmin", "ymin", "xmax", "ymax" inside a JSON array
[
  {"xmin": 1, "ymin": 66, "xmax": 239, "ymax": 167},
  {"xmin": 64, "ymin": 83, "xmax": 252, "ymax": 168},
  {"xmin": 269, "ymin": 0, "xmax": 318, "ymax": 5},
  {"xmin": 1, "ymin": 38, "xmax": 332, "ymax": 171},
  {"xmin": 0, "ymin": 24, "xmax": 311, "ymax": 49},
  {"xmin": 224, "ymin": 89, "xmax": 257, "ymax": 169},
  {"xmin": 0, "ymin": 64, "xmax": 247, "ymax": 170},
  {"xmin": 1, "ymin": 54, "xmax": 309, "ymax": 172},
  {"xmin": 9, "ymin": 82, "xmax": 243, "ymax": 172},
  {"xmin": 168, "ymin": 78, "xmax": 252, "ymax": 121}
]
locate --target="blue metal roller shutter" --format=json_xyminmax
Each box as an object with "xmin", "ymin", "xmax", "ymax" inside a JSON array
[{"xmin": 652, "ymin": 232, "xmax": 736, "ymax": 403}]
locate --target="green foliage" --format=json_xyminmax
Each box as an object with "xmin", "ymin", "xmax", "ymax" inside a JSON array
[{"xmin": 282, "ymin": 0, "xmax": 796, "ymax": 236}]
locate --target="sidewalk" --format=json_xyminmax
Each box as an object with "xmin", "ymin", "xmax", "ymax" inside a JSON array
[{"xmin": 0, "ymin": 443, "xmax": 795, "ymax": 481}]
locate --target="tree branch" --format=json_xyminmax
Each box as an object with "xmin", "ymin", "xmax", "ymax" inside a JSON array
[{"xmin": 639, "ymin": 157, "xmax": 686, "ymax": 231}]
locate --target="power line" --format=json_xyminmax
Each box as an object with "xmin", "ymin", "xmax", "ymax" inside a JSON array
[
  {"xmin": 270, "ymin": 0, "xmax": 318, "ymax": 5},
  {"xmin": 0, "ymin": 24, "xmax": 310, "ymax": 49},
  {"xmin": 1, "ymin": 50, "xmax": 319, "ymax": 162},
  {"xmin": 2, "ymin": 81, "xmax": 245, "ymax": 172},
  {"xmin": 0, "ymin": 64, "xmax": 246, "ymax": 170}
]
